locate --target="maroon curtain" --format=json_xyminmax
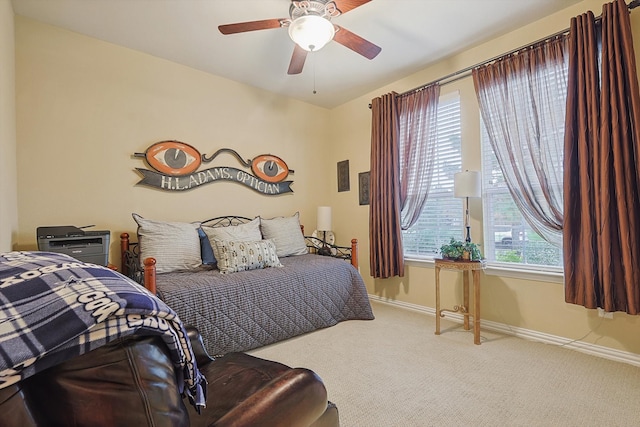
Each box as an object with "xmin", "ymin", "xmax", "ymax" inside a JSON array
[
  {"xmin": 564, "ymin": 0, "xmax": 640, "ymax": 314},
  {"xmin": 369, "ymin": 93, "xmax": 404, "ymax": 278}
]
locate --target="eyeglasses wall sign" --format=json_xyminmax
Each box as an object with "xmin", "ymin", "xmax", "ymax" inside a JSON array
[{"xmin": 133, "ymin": 140, "xmax": 294, "ymax": 195}]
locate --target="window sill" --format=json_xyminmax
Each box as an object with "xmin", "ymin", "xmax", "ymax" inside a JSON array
[
  {"xmin": 404, "ymin": 257, "xmax": 436, "ymax": 268},
  {"xmin": 483, "ymin": 264, "xmax": 563, "ymax": 284},
  {"xmin": 404, "ymin": 257, "xmax": 564, "ymax": 284}
]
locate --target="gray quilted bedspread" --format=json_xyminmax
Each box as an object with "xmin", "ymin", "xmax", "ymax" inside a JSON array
[{"xmin": 155, "ymin": 254, "xmax": 374, "ymax": 356}]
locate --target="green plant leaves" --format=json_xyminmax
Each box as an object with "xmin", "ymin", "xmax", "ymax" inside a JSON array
[{"xmin": 439, "ymin": 238, "xmax": 483, "ymax": 260}]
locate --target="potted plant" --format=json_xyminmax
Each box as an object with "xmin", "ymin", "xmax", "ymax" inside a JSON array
[{"xmin": 439, "ymin": 238, "xmax": 482, "ymax": 261}]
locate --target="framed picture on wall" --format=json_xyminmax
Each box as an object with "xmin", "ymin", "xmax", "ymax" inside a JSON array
[
  {"xmin": 359, "ymin": 171, "xmax": 370, "ymax": 205},
  {"xmin": 337, "ymin": 160, "xmax": 350, "ymax": 192}
]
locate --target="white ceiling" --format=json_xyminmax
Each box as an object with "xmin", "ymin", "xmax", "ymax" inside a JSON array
[{"xmin": 11, "ymin": 0, "xmax": 582, "ymax": 109}]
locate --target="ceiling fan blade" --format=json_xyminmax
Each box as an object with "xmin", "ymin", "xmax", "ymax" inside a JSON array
[
  {"xmin": 218, "ymin": 19, "xmax": 284, "ymax": 35},
  {"xmin": 333, "ymin": 26, "xmax": 381, "ymax": 60},
  {"xmin": 333, "ymin": 0, "xmax": 372, "ymax": 14},
  {"xmin": 288, "ymin": 44, "xmax": 308, "ymax": 75}
]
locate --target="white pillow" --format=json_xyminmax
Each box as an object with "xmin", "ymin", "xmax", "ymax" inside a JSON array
[
  {"xmin": 259, "ymin": 212, "xmax": 308, "ymax": 257},
  {"xmin": 132, "ymin": 213, "xmax": 202, "ymax": 274},
  {"xmin": 212, "ymin": 239, "xmax": 283, "ymax": 274},
  {"xmin": 202, "ymin": 217, "xmax": 262, "ymax": 243}
]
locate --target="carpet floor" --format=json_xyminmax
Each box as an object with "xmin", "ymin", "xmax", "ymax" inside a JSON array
[{"xmin": 249, "ymin": 300, "xmax": 640, "ymax": 426}]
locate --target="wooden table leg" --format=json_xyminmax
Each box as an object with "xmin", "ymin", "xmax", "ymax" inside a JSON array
[
  {"xmin": 473, "ymin": 269, "xmax": 481, "ymax": 345},
  {"xmin": 463, "ymin": 270, "xmax": 470, "ymax": 331},
  {"xmin": 435, "ymin": 265, "xmax": 441, "ymax": 335}
]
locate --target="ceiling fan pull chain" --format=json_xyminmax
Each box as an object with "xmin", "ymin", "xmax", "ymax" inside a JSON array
[{"xmin": 312, "ymin": 53, "xmax": 317, "ymax": 94}]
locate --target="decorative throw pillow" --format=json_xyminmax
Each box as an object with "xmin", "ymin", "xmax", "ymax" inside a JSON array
[
  {"xmin": 259, "ymin": 212, "xmax": 308, "ymax": 257},
  {"xmin": 212, "ymin": 239, "xmax": 283, "ymax": 274},
  {"xmin": 132, "ymin": 213, "xmax": 202, "ymax": 274},
  {"xmin": 197, "ymin": 227, "xmax": 216, "ymax": 267},
  {"xmin": 202, "ymin": 217, "xmax": 262, "ymax": 244}
]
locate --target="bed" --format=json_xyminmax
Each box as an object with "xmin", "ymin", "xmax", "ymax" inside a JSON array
[{"xmin": 120, "ymin": 214, "xmax": 374, "ymax": 356}]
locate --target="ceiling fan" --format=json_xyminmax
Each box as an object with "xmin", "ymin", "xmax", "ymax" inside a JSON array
[{"xmin": 218, "ymin": 0, "xmax": 381, "ymax": 75}]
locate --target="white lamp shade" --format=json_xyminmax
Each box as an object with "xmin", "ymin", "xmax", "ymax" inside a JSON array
[
  {"xmin": 317, "ymin": 206, "xmax": 332, "ymax": 231},
  {"xmin": 288, "ymin": 15, "xmax": 335, "ymax": 52},
  {"xmin": 454, "ymin": 171, "xmax": 481, "ymax": 198}
]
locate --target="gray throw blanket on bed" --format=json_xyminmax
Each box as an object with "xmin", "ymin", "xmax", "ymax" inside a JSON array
[{"xmin": 0, "ymin": 251, "xmax": 206, "ymax": 410}]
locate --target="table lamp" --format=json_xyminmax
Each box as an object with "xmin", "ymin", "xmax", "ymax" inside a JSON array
[{"xmin": 454, "ymin": 171, "xmax": 481, "ymax": 243}]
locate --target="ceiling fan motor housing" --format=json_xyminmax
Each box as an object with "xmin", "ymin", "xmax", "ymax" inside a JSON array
[{"xmin": 289, "ymin": 1, "xmax": 341, "ymax": 21}]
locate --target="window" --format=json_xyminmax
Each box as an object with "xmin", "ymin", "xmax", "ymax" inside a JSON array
[
  {"xmin": 481, "ymin": 132, "xmax": 563, "ymax": 269},
  {"xmin": 480, "ymin": 89, "xmax": 566, "ymax": 271},
  {"xmin": 402, "ymin": 93, "xmax": 462, "ymax": 258}
]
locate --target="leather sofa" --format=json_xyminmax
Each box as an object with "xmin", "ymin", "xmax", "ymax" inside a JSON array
[{"xmin": 0, "ymin": 327, "xmax": 339, "ymax": 427}]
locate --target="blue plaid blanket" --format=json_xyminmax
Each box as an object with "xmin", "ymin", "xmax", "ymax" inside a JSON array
[{"xmin": 0, "ymin": 251, "xmax": 206, "ymax": 410}]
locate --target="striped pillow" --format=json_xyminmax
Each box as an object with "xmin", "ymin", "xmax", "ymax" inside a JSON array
[
  {"xmin": 259, "ymin": 212, "xmax": 308, "ymax": 257},
  {"xmin": 133, "ymin": 213, "xmax": 202, "ymax": 274},
  {"xmin": 202, "ymin": 217, "xmax": 262, "ymax": 243}
]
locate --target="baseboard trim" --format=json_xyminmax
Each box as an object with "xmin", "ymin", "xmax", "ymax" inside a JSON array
[{"xmin": 369, "ymin": 295, "xmax": 640, "ymax": 367}]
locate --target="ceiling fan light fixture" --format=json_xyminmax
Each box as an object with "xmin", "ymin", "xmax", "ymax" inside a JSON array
[{"xmin": 288, "ymin": 15, "xmax": 335, "ymax": 52}]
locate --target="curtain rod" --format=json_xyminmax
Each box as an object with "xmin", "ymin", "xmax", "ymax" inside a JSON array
[
  {"xmin": 398, "ymin": 28, "xmax": 568, "ymax": 97},
  {"xmin": 368, "ymin": 0, "xmax": 639, "ymax": 107},
  {"xmin": 397, "ymin": 0, "xmax": 639, "ymax": 97}
]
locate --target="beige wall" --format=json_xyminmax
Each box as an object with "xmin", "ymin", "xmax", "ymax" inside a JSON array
[
  {"xmin": 328, "ymin": 0, "xmax": 640, "ymax": 355},
  {"xmin": 0, "ymin": 0, "xmax": 17, "ymax": 251},
  {"xmin": 15, "ymin": 17, "xmax": 332, "ymax": 264},
  {"xmin": 13, "ymin": 0, "xmax": 640, "ymax": 356}
]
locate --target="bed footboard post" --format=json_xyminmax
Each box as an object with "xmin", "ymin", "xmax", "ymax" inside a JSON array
[
  {"xmin": 143, "ymin": 258, "xmax": 157, "ymax": 295},
  {"xmin": 351, "ymin": 239, "xmax": 359, "ymax": 269},
  {"xmin": 120, "ymin": 233, "xmax": 130, "ymax": 275}
]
